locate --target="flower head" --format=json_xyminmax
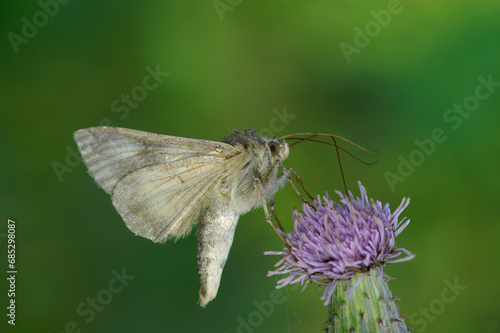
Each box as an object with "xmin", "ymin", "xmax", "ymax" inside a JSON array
[{"xmin": 265, "ymin": 180, "xmax": 414, "ymax": 305}]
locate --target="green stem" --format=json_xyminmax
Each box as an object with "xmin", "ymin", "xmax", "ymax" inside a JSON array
[{"xmin": 327, "ymin": 268, "xmax": 408, "ymax": 333}]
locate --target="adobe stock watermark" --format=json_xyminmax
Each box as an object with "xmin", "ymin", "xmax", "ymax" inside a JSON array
[
  {"xmin": 49, "ymin": 267, "xmax": 135, "ymax": 333},
  {"xmin": 99, "ymin": 65, "xmax": 170, "ymax": 127},
  {"xmin": 51, "ymin": 64, "xmax": 169, "ymax": 183},
  {"xmin": 7, "ymin": 0, "xmax": 71, "ymax": 54},
  {"xmin": 234, "ymin": 283, "xmax": 300, "ymax": 333},
  {"xmin": 384, "ymin": 74, "xmax": 499, "ymax": 192},
  {"xmin": 213, "ymin": 0, "xmax": 243, "ymax": 22},
  {"xmin": 340, "ymin": 0, "xmax": 411, "ymax": 64},
  {"xmin": 258, "ymin": 106, "xmax": 296, "ymax": 139},
  {"xmin": 407, "ymin": 277, "xmax": 467, "ymax": 332}
]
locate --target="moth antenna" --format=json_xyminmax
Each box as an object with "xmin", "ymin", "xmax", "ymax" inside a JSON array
[
  {"xmin": 279, "ymin": 132, "xmax": 377, "ymax": 193},
  {"xmin": 279, "ymin": 132, "xmax": 376, "ymax": 155},
  {"xmin": 286, "ymin": 138, "xmax": 375, "ymax": 166},
  {"xmin": 331, "ymin": 135, "xmax": 348, "ymax": 194}
]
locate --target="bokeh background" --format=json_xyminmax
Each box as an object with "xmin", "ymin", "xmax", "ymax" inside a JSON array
[{"xmin": 2, "ymin": 1, "xmax": 500, "ymax": 332}]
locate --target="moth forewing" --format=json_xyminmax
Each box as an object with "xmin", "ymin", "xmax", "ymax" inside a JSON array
[{"xmin": 74, "ymin": 127, "xmax": 234, "ymax": 194}]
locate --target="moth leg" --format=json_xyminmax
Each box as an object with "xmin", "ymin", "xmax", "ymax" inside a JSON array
[
  {"xmin": 259, "ymin": 158, "xmax": 293, "ymax": 199},
  {"xmin": 261, "ymin": 158, "xmax": 285, "ymax": 188},
  {"xmin": 255, "ymin": 178, "xmax": 288, "ymax": 245},
  {"xmin": 268, "ymin": 197, "xmax": 286, "ymax": 233},
  {"xmin": 286, "ymin": 164, "xmax": 314, "ymax": 200},
  {"xmin": 255, "ymin": 179, "xmax": 296, "ymax": 259},
  {"xmin": 275, "ymin": 160, "xmax": 311, "ymax": 203}
]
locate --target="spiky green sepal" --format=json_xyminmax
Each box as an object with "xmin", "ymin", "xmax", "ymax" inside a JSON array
[{"xmin": 327, "ymin": 268, "xmax": 408, "ymax": 333}]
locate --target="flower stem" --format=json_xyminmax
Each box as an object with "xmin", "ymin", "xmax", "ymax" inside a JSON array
[{"xmin": 327, "ymin": 268, "xmax": 408, "ymax": 333}]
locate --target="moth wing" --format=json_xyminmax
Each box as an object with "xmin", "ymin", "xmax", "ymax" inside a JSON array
[
  {"xmin": 74, "ymin": 126, "xmax": 234, "ymax": 195},
  {"xmin": 112, "ymin": 155, "xmax": 228, "ymax": 243}
]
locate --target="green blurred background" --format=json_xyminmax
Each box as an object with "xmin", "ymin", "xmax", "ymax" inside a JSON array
[{"xmin": 2, "ymin": 1, "xmax": 500, "ymax": 332}]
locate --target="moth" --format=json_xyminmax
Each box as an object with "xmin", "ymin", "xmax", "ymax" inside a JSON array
[{"xmin": 74, "ymin": 127, "xmax": 290, "ymax": 306}]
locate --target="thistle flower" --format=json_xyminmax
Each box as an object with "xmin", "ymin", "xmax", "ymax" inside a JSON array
[{"xmin": 265, "ymin": 181, "xmax": 414, "ymax": 332}]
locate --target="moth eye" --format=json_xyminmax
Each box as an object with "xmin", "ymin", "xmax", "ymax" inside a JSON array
[{"xmin": 268, "ymin": 142, "xmax": 282, "ymax": 158}]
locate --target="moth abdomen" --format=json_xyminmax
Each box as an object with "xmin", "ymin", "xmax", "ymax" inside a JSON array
[{"xmin": 197, "ymin": 205, "xmax": 239, "ymax": 307}]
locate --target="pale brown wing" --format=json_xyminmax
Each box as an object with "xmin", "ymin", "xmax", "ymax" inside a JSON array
[
  {"xmin": 74, "ymin": 127, "xmax": 233, "ymax": 195},
  {"xmin": 112, "ymin": 156, "xmax": 228, "ymax": 242}
]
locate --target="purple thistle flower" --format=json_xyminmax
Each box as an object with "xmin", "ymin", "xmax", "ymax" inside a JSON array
[{"xmin": 265, "ymin": 180, "xmax": 414, "ymax": 306}]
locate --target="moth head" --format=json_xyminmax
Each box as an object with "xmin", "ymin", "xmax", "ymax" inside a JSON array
[
  {"xmin": 266, "ymin": 138, "xmax": 289, "ymax": 161},
  {"xmin": 225, "ymin": 129, "xmax": 289, "ymax": 161}
]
